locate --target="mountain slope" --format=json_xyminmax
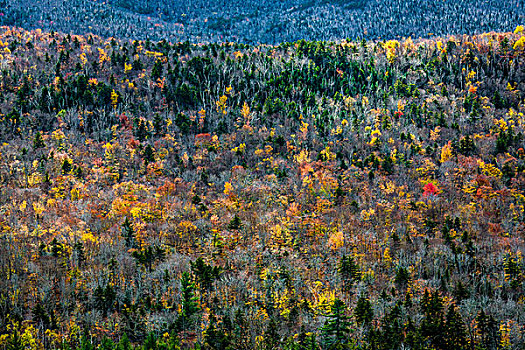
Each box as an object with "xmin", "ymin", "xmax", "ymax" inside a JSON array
[{"xmin": 0, "ymin": 26, "xmax": 524, "ymax": 348}]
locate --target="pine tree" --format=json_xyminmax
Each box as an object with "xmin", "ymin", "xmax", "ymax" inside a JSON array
[
  {"xmin": 338, "ymin": 255, "xmax": 360, "ymax": 292},
  {"xmin": 354, "ymin": 296, "xmax": 373, "ymax": 326},
  {"xmin": 176, "ymin": 271, "xmax": 200, "ymax": 331},
  {"xmin": 321, "ymin": 299, "xmax": 354, "ymax": 349},
  {"xmin": 143, "ymin": 333, "xmax": 157, "ymax": 350},
  {"xmin": 61, "ymin": 158, "xmax": 72, "ymax": 174},
  {"xmin": 99, "ymin": 337, "xmax": 115, "ymax": 350},
  {"xmin": 143, "ymin": 144, "xmax": 155, "ymax": 165},
  {"xmin": 420, "ymin": 289, "xmax": 445, "ymax": 349},
  {"xmin": 121, "ymin": 217, "xmax": 136, "ymax": 248},
  {"xmin": 227, "ymin": 215, "xmax": 242, "ymax": 230},
  {"xmin": 263, "ymin": 318, "xmax": 281, "ymax": 350},
  {"xmin": 476, "ymin": 310, "xmax": 499, "ymax": 350},
  {"xmin": 394, "ymin": 266, "xmax": 410, "ymax": 290},
  {"xmin": 7, "ymin": 328, "xmax": 24, "ymax": 350},
  {"xmin": 74, "ymin": 241, "xmax": 86, "ymax": 267},
  {"xmin": 117, "ymin": 333, "xmax": 132, "ymax": 350},
  {"xmin": 33, "ymin": 131, "xmax": 45, "ymax": 150},
  {"xmin": 380, "ymin": 303, "xmax": 404, "ymax": 349},
  {"xmin": 151, "ymin": 59, "xmax": 163, "ymax": 80},
  {"xmin": 191, "ymin": 257, "xmax": 222, "ymax": 291},
  {"xmin": 203, "ymin": 312, "xmax": 231, "ymax": 350},
  {"xmin": 443, "ymin": 305, "xmax": 468, "ymax": 350}
]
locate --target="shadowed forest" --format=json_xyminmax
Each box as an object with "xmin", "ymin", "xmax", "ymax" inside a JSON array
[{"xmin": 0, "ymin": 0, "xmax": 524, "ymax": 43}]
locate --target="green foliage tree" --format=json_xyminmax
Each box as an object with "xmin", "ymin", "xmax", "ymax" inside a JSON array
[
  {"xmin": 320, "ymin": 299, "xmax": 354, "ymax": 349},
  {"xmin": 122, "ymin": 217, "xmax": 136, "ymax": 248},
  {"xmin": 175, "ymin": 271, "xmax": 200, "ymax": 332},
  {"xmin": 420, "ymin": 290, "xmax": 445, "ymax": 348},
  {"xmin": 190, "ymin": 257, "xmax": 222, "ymax": 291},
  {"xmin": 338, "ymin": 255, "xmax": 360, "ymax": 292},
  {"xmin": 354, "ymin": 296, "xmax": 373, "ymax": 326}
]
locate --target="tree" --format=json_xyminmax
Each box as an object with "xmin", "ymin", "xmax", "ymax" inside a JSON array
[
  {"xmin": 33, "ymin": 131, "xmax": 45, "ymax": 150},
  {"xmin": 151, "ymin": 59, "xmax": 163, "ymax": 81},
  {"xmin": 338, "ymin": 255, "xmax": 360, "ymax": 292},
  {"xmin": 394, "ymin": 266, "xmax": 410, "ymax": 290},
  {"xmin": 420, "ymin": 290, "xmax": 445, "ymax": 348},
  {"xmin": 443, "ymin": 305, "xmax": 468, "ymax": 350},
  {"xmin": 203, "ymin": 312, "xmax": 231, "ymax": 350},
  {"xmin": 121, "ymin": 217, "xmax": 136, "ymax": 248},
  {"xmin": 132, "ymin": 245, "xmax": 165, "ymax": 271},
  {"xmin": 475, "ymin": 310, "xmax": 499, "ymax": 349},
  {"xmin": 320, "ymin": 299, "xmax": 354, "ymax": 349},
  {"xmin": 175, "ymin": 271, "xmax": 200, "ymax": 331},
  {"xmin": 263, "ymin": 318, "xmax": 281, "ymax": 350},
  {"xmin": 227, "ymin": 215, "xmax": 242, "ymax": 230},
  {"xmin": 6, "ymin": 328, "xmax": 24, "ymax": 350},
  {"xmin": 190, "ymin": 257, "xmax": 222, "ymax": 291},
  {"xmin": 354, "ymin": 296, "xmax": 373, "ymax": 326}
]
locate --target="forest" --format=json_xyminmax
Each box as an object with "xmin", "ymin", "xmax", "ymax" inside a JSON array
[
  {"xmin": 0, "ymin": 24, "xmax": 524, "ymax": 349},
  {"xmin": 0, "ymin": 0, "xmax": 523, "ymax": 43}
]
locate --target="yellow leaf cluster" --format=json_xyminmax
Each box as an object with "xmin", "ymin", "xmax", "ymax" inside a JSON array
[
  {"xmin": 145, "ymin": 50, "xmax": 163, "ymax": 57},
  {"xmin": 111, "ymin": 89, "xmax": 118, "ymax": 108},
  {"xmin": 384, "ymin": 40, "xmax": 400, "ymax": 63},
  {"xmin": 479, "ymin": 161, "xmax": 502, "ymax": 178},
  {"xmin": 79, "ymin": 52, "xmax": 87, "ymax": 66},
  {"xmin": 328, "ymin": 230, "xmax": 344, "ymax": 250},
  {"xmin": 216, "ymin": 95, "xmax": 228, "ymax": 115},
  {"xmin": 513, "ymin": 36, "xmax": 525, "ymax": 50},
  {"xmin": 319, "ymin": 146, "xmax": 336, "ymax": 161},
  {"xmin": 440, "ymin": 141, "xmax": 453, "ymax": 163},
  {"xmin": 224, "ymin": 182, "xmax": 234, "ymax": 196},
  {"xmin": 97, "ymin": 48, "xmax": 109, "ymax": 65},
  {"xmin": 294, "ymin": 149, "xmax": 310, "ymax": 164}
]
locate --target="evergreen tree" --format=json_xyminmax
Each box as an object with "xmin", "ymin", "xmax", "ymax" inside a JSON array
[
  {"xmin": 476, "ymin": 310, "xmax": 499, "ymax": 350},
  {"xmin": 143, "ymin": 144, "xmax": 155, "ymax": 165},
  {"xmin": 354, "ymin": 296, "xmax": 373, "ymax": 326},
  {"xmin": 227, "ymin": 215, "xmax": 242, "ymax": 230},
  {"xmin": 61, "ymin": 158, "xmax": 72, "ymax": 174},
  {"xmin": 263, "ymin": 318, "xmax": 281, "ymax": 350},
  {"xmin": 151, "ymin": 59, "xmax": 163, "ymax": 81},
  {"xmin": 191, "ymin": 257, "xmax": 222, "ymax": 291},
  {"xmin": 7, "ymin": 328, "xmax": 24, "ymax": 350},
  {"xmin": 443, "ymin": 305, "xmax": 468, "ymax": 350},
  {"xmin": 380, "ymin": 303, "xmax": 404, "ymax": 349},
  {"xmin": 33, "ymin": 131, "xmax": 45, "ymax": 150},
  {"xmin": 121, "ymin": 217, "xmax": 136, "ymax": 248},
  {"xmin": 320, "ymin": 299, "xmax": 354, "ymax": 349},
  {"xmin": 394, "ymin": 266, "xmax": 410, "ymax": 290},
  {"xmin": 176, "ymin": 271, "xmax": 200, "ymax": 331},
  {"xmin": 338, "ymin": 255, "xmax": 360, "ymax": 292},
  {"xmin": 203, "ymin": 312, "xmax": 231, "ymax": 350},
  {"xmin": 420, "ymin": 289, "xmax": 445, "ymax": 349},
  {"xmin": 74, "ymin": 241, "xmax": 86, "ymax": 267},
  {"xmin": 117, "ymin": 333, "xmax": 132, "ymax": 350}
]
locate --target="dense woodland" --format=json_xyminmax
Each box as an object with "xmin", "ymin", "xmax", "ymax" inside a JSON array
[
  {"xmin": 0, "ymin": 25, "xmax": 524, "ymax": 349},
  {"xmin": 0, "ymin": 0, "xmax": 524, "ymax": 43}
]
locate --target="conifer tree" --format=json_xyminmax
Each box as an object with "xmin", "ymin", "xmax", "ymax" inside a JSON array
[
  {"xmin": 176, "ymin": 271, "xmax": 200, "ymax": 331},
  {"xmin": 321, "ymin": 299, "xmax": 354, "ymax": 349},
  {"xmin": 443, "ymin": 305, "xmax": 468, "ymax": 350},
  {"xmin": 338, "ymin": 255, "xmax": 360, "ymax": 292},
  {"xmin": 121, "ymin": 217, "xmax": 136, "ymax": 248}
]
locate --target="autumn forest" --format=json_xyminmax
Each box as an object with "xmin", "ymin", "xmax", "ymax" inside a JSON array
[{"xmin": 0, "ymin": 23, "xmax": 524, "ymax": 349}]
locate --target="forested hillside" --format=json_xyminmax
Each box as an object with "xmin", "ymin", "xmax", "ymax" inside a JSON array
[
  {"xmin": 0, "ymin": 0, "xmax": 524, "ymax": 43},
  {"xmin": 0, "ymin": 25, "xmax": 524, "ymax": 349}
]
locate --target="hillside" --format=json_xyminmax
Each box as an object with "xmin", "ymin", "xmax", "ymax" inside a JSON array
[
  {"xmin": 0, "ymin": 25, "xmax": 524, "ymax": 348},
  {"xmin": 0, "ymin": 0, "xmax": 524, "ymax": 43}
]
